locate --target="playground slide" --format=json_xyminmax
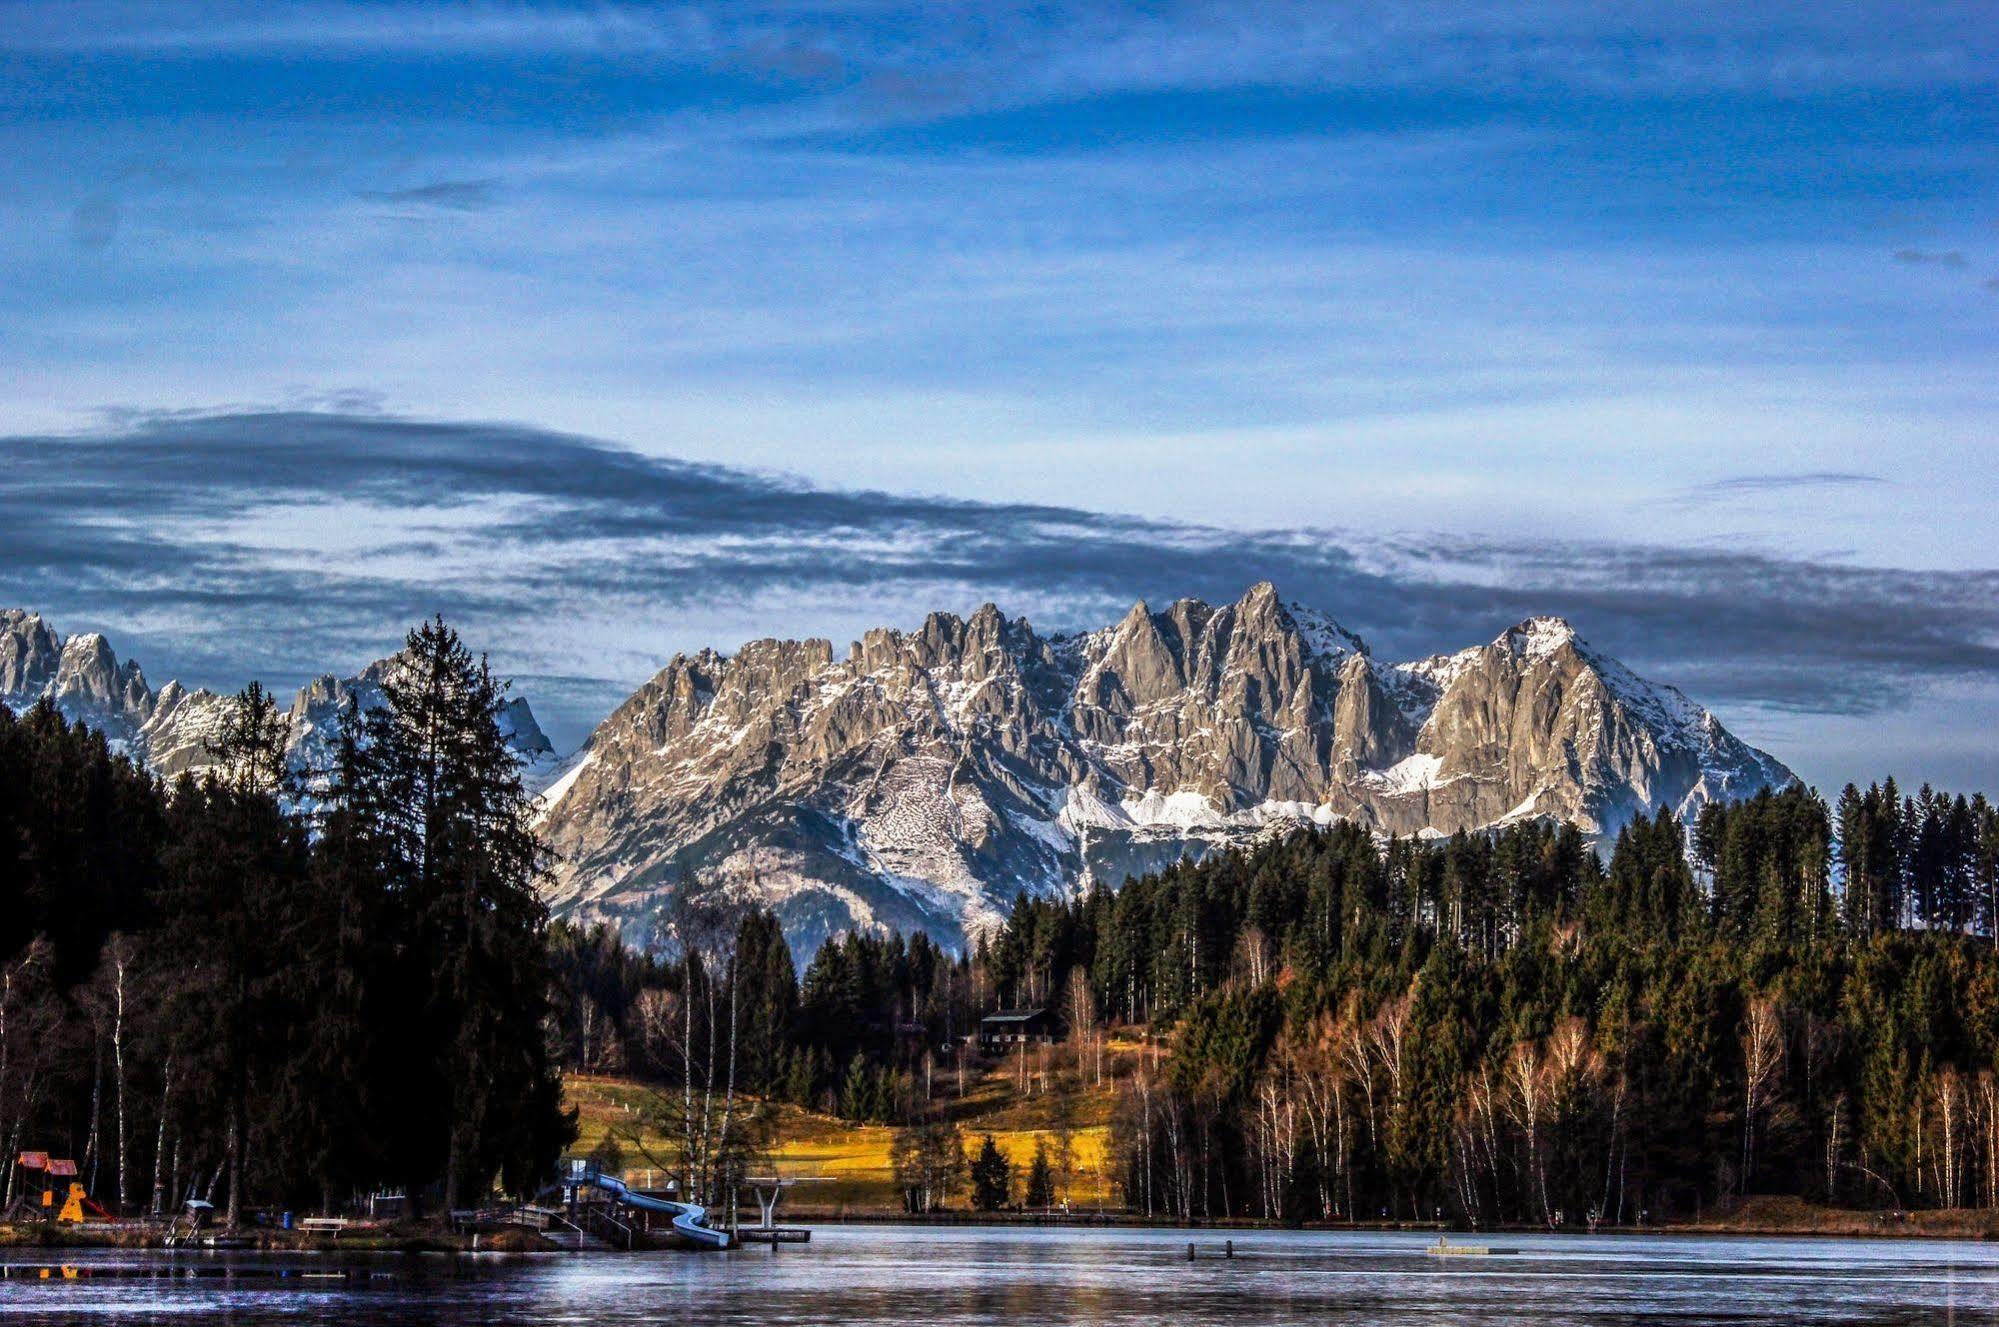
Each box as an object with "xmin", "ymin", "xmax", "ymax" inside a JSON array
[{"xmin": 582, "ymin": 1173, "xmax": 731, "ymax": 1249}]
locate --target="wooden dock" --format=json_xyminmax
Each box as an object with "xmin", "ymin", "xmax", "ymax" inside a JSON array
[{"xmin": 737, "ymin": 1227, "xmax": 811, "ymax": 1244}]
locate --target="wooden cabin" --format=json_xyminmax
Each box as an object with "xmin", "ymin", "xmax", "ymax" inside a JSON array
[{"xmin": 978, "ymin": 1008, "xmax": 1061, "ymax": 1051}]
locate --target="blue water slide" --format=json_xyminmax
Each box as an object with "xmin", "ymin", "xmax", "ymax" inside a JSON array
[{"xmin": 583, "ymin": 1173, "xmax": 731, "ymax": 1249}]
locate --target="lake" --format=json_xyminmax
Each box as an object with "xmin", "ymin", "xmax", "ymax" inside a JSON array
[{"xmin": 3, "ymin": 1227, "xmax": 1997, "ymax": 1324}]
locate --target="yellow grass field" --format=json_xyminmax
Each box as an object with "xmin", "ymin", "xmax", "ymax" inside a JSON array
[{"xmin": 564, "ymin": 1057, "xmax": 1126, "ymax": 1213}]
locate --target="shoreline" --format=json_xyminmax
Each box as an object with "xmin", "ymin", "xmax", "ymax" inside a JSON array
[
  {"xmin": 783, "ymin": 1208, "xmax": 1999, "ymax": 1242},
  {"xmin": 0, "ymin": 1224, "xmax": 555, "ymax": 1254},
  {"xmin": 8, "ymin": 1200, "xmax": 1995, "ymax": 1252}
]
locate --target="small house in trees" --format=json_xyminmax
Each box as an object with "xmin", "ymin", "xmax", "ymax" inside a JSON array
[{"xmin": 979, "ymin": 1008, "xmax": 1061, "ymax": 1051}]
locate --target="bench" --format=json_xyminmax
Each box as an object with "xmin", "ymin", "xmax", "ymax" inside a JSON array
[{"xmin": 299, "ymin": 1217, "xmax": 350, "ymax": 1235}]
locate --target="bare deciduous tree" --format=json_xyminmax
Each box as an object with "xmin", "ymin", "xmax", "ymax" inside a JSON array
[{"xmin": 1741, "ymin": 999, "xmax": 1786, "ymax": 1191}]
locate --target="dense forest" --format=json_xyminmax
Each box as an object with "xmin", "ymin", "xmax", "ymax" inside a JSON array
[
  {"xmin": 1065, "ymin": 789, "xmax": 1999, "ymax": 1226},
  {"xmin": 0, "ymin": 621, "xmax": 571, "ymax": 1227},
  {"xmin": 7, "ymin": 624, "xmax": 1999, "ymax": 1229},
  {"xmin": 556, "ymin": 781, "xmax": 1999, "ymax": 1226}
]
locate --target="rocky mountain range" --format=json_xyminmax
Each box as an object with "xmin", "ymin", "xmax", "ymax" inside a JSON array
[
  {"xmin": 0, "ymin": 609, "xmax": 560, "ymax": 788},
  {"xmin": 6, "ymin": 590, "xmax": 1796, "ymax": 959},
  {"xmin": 538, "ymin": 583, "xmax": 1794, "ymax": 956}
]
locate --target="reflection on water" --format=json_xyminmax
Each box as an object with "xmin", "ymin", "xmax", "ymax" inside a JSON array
[{"xmin": 3, "ymin": 1227, "xmax": 1998, "ymax": 1325}]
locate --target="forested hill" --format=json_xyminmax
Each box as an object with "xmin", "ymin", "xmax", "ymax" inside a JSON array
[
  {"xmin": 554, "ymin": 783, "xmax": 1999, "ymax": 1226},
  {"xmin": 985, "ymin": 787, "xmax": 1999, "ymax": 1223}
]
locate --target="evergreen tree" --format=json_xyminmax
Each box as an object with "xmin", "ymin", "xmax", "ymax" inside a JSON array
[
  {"xmin": 1025, "ymin": 1139, "xmax": 1056, "ymax": 1209},
  {"xmin": 157, "ymin": 770, "xmax": 307, "ymax": 1228},
  {"xmin": 357, "ymin": 618, "xmax": 572, "ymax": 1211},
  {"xmin": 204, "ymin": 681, "xmax": 292, "ymax": 800},
  {"xmin": 287, "ymin": 697, "xmax": 393, "ymax": 1210},
  {"xmin": 970, "ymin": 1134, "xmax": 1013, "ymax": 1211},
  {"xmin": 733, "ymin": 910, "xmax": 798, "ymax": 1093}
]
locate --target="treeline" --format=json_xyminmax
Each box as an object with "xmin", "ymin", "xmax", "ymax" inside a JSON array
[
  {"xmin": 555, "ymin": 782, "xmax": 1999, "ymax": 1226},
  {"xmin": 0, "ymin": 621, "xmax": 571, "ymax": 1226},
  {"xmin": 550, "ymin": 906, "xmax": 1000, "ymax": 1216},
  {"xmin": 552, "ymin": 915, "xmax": 983, "ymax": 1124},
  {"xmin": 985, "ymin": 787, "xmax": 1999, "ymax": 1225}
]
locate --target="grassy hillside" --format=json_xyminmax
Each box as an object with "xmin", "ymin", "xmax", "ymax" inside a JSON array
[{"xmin": 565, "ymin": 1045, "xmax": 1137, "ymax": 1214}]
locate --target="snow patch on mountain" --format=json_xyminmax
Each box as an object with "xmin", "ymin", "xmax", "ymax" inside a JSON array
[
  {"xmin": 1121, "ymin": 788, "xmax": 1229, "ymax": 830},
  {"xmin": 1287, "ymin": 600, "xmax": 1367, "ymax": 664}
]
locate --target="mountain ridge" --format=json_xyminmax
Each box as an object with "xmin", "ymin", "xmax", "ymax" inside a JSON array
[
  {"xmin": 5, "ymin": 593, "xmax": 1795, "ymax": 960},
  {"xmin": 538, "ymin": 582, "xmax": 1794, "ymax": 956},
  {"xmin": 0, "ymin": 609, "xmax": 560, "ymax": 789}
]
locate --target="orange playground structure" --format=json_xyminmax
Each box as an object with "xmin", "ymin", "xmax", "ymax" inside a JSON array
[{"xmin": 13, "ymin": 1152, "xmax": 114, "ymax": 1223}]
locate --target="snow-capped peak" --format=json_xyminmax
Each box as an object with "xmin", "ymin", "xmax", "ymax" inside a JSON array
[{"xmin": 1497, "ymin": 616, "xmax": 1579, "ymax": 661}]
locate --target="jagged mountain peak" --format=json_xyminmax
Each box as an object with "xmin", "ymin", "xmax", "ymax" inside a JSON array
[
  {"xmin": 1, "ymin": 610, "xmax": 562, "ymax": 790},
  {"xmin": 1286, "ymin": 599, "xmax": 1370, "ymax": 663},
  {"xmin": 1, "ymin": 608, "xmax": 155, "ymax": 741},
  {"xmin": 541, "ymin": 587, "xmax": 1792, "ymax": 958},
  {"xmin": 1496, "ymin": 614, "xmax": 1579, "ymax": 659},
  {"xmin": 0, "ymin": 610, "xmax": 62, "ymax": 700},
  {"xmin": 280, "ymin": 648, "xmax": 562, "ymax": 787}
]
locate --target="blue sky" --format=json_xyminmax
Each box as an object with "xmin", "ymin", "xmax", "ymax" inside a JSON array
[{"xmin": 2, "ymin": 2, "xmax": 1997, "ymax": 793}]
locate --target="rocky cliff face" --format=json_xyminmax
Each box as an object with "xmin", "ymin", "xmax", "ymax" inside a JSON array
[
  {"xmin": 1, "ymin": 609, "xmax": 156, "ymax": 745},
  {"xmin": 539, "ymin": 583, "xmax": 1793, "ymax": 955},
  {"xmin": 0, "ymin": 611, "xmax": 61, "ymax": 699},
  {"xmin": 1, "ymin": 610, "xmax": 559, "ymax": 787}
]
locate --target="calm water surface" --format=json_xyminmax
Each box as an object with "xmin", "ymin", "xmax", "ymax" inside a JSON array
[{"xmin": 3, "ymin": 1226, "xmax": 1997, "ymax": 1324}]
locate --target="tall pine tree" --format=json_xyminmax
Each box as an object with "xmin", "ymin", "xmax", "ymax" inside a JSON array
[{"xmin": 358, "ymin": 618, "xmax": 572, "ymax": 1211}]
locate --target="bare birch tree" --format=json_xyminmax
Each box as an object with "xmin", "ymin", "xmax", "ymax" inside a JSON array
[{"xmin": 1740, "ymin": 999, "xmax": 1786, "ymax": 1191}]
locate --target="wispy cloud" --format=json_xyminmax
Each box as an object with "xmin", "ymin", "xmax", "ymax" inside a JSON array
[
  {"xmin": 5, "ymin": 410, "xmax": 1996, "ymax": 760},
  {"xmin": 8, "ymin": 3, "xmax": 1995, "ymax": 92},
  {"xmin": 1679, "ymin": 471, "xmax": 1893, "ymax": 501},
  {"xmin": 1894, "ymin": 248, "xmax": 1971, "ymax": 269},
  {"xmin": 356, "ymin": 178, "xmax": 498, "ymax": 211}
]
